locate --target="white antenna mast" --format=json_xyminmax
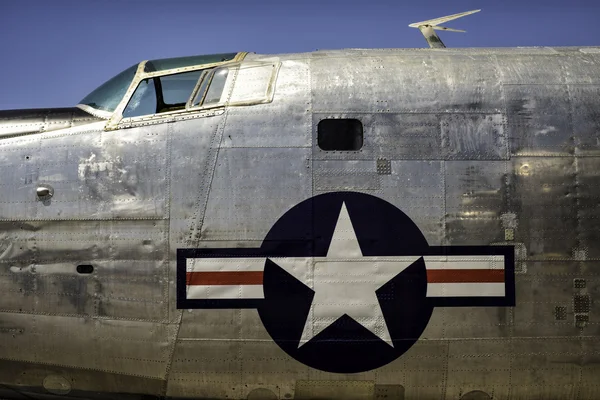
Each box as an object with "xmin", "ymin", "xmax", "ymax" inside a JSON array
[{"xmin": 409, "ymin": 9, "xmax": 481, "ymax": 48}]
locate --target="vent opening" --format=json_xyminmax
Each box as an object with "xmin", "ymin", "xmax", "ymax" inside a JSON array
[
  {"xmin": 317, "ymin": 119, "xmax": 363, "ymax": 151},
  {"xmin": 77, "ymin": 265, "xmax": 94, "ymax": 274}
]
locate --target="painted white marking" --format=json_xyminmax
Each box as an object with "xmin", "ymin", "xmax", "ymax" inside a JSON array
[
  {"xmin": 423, "ymin": 255, "xmax": 505, "ymax": 270},
  {"xmin": 186, "ymin": 284, "xmax": 264, "ymax": 299},
  {"xmin": 427, "ymin": 282, "xmax": 505, "ymax": 297},
  {"xmin": 186, "ymin": 257, "xmax": 266, "ymax": 273}
]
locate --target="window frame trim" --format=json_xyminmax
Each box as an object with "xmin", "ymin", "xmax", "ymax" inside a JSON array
[{"xmin": 102, "ymin": 52, "xmax": 248, "ymax": 130}]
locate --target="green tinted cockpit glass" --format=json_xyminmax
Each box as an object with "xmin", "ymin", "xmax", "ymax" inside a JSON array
[
  {"xmin": 79, "ymin": 64, "xmax": 138, "ymax": 113},
  {"xmin": 144, "ymin": 53, "xmax": 237, "ymax": 73}
]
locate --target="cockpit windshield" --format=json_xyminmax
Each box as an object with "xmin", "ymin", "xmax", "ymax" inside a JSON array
[{"xmin": 79, "ymin": 64, "xmax": 138, "ymax": 113}]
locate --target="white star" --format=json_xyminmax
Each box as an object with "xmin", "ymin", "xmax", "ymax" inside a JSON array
[{"xmin": 270, "ymin": 202, "xmax": 420, "ymax": 348}]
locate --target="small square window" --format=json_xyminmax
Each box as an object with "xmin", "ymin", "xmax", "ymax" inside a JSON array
[{"xmin": 317, "ymin": 119, "xmax": 363, "ymax": 151}]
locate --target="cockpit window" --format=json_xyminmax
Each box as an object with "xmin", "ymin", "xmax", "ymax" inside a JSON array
[
  {"xmin": 144, "ymin": 53, "xmax": 237, "ymax": 73},
  {"xmin": 192, "ymin": 68, "xmax": 229, "ymax": 107},
  {"xmin": 122, "ymin": 79, "xmax": 157, "ymax": 118},
  {"xmin": 122, "ymin": 67, "xmax": 229, "ymax": 119},
  {"xmin": 123, "ymin": 70, "xmax": 203, "ymax": 118},
  {"xmin": 79, "ymin": 64, "xmax": 138, "ymax": 113}
]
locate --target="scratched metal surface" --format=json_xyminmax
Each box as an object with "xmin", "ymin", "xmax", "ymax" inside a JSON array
[{"xmin": 0, "ymin": 47, "xmax": 597, "ymax": 399}]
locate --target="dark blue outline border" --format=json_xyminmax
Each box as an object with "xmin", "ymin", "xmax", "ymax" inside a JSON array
[{"xmin": 177, "ymin": 245, "xmax": 515, "ymax": 310}]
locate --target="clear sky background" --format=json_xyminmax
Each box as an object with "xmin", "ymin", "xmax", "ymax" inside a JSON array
[{"xmin": 1, "ymin": 0, "xmax": 599, "ymax": 110}]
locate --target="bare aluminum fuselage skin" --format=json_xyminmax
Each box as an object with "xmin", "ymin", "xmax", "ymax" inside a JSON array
[{"xmin": 0, "ymin": 47, "xmax": 599, "ymax": 399}]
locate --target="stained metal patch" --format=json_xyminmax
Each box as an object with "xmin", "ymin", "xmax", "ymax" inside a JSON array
[
  {"xmin": 574, "ymin": 295, "xmax": 590, "ymax": 313},
  {"xmin": 554, "ymin": 306, "xmax": 567, "ymax": 320},
  {"xmin": 574, "ymin": 278, "xmax": 587, "ymax": 289},
  {"xmin": 377, "ymin": 158, "xmax": 392, "ymax": 175}
]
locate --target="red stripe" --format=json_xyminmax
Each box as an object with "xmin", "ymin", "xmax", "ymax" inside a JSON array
[
  {"xmin": 186, "ymin": 271, "xmax": 264, "ymax": 286},
  {"xmin": 427, "ymin": 269, "xmax": 505, "ymax": 283}
]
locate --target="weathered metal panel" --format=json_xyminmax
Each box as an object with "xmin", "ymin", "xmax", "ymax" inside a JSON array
[
  {"xmin": 200, "ymin": 147, "xmax": 312, "ymax": 241},
  {"xmin": 561, "ymin": 52, "xmax": 600, "ymax": 84},
  {"xmin": 398, "ymin": 341, "xmax": 448, "ymax": 399},
  {"xmin": 221, "ymin": 60, "xmax": 311, "ymax": 148},
  {"xmin": 505, "ymin": 85, "xmax": 574, "ymax": 156},
  {"xmin": 440, "ymin": 114, "xmax": 508, "ymax": 160},
  {"xmin": 576, "ymin": 157, "xmax": 600, "ymax": 259},
  {"xmin": 496, "ymin": 54, "xmax": 565, "ymax": 84},
  {"xmin": 0, "ymin": 359, "xmax": 164, "ymax": 398},
  {"xmin": 0, "ymin": 313, "xmax": 176, "ymax": 379},
  {"xmin": 362, "ymin": 114, "xmax": 443, "ymax": 160},
  {"xmin": 36, "ymin": 125, "xmax": 168, "ymax": 220},
  {"xmin": 312, "ymin": 113, "xmax": 506, "ymax": 161},
  {"xmin": 313, "ymin": 159, "xmax": 380, "ymax": 191},
  {"xmin": 0, "ymin": 107, "xmax": 103, "ymax": 138},
  {"xmin": 379, "ymin": 160, "xmax": 445, "ymax": 246},
  {"xmin": 510, "ymin": 338, "xmax": 581, "ymax": 398},
  {"xmin": 445, "ymin": 161, "xmax": 509, "ymax": 246},
  {"xmin": 0, "ymin": 136, "xmax": 40, "ymax": 220},
  {"xmin": 570, "ymin": 85, "xmax": 600, "ymax": 156},
  {"xmin": 168, "ymin": 115, "xmax": 227, "ymax": 323},
  {"xmin": 511, "ymin": 157, "xmax": 577, "ymax": 259},
  {"xmin": 445, "ymin": 340, "xmax": 511, "ymax": 399},
  {"xmin": 311, "ymin": 54, "xmax": 502, "ymax": 114}
]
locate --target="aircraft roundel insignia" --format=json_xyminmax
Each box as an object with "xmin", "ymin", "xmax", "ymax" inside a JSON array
[{"xmin": 177, "ymin": 192, "xmax": 515, "ymax": 373}]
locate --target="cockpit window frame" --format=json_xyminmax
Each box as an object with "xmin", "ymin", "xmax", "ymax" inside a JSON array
[
  {"xmin": 78, "ymin": 52, "xmax": 248, "ymax": 130},
  {"xmin": 114, "ymin": 63, "xmax": 236, "ymax": 128},
  {"xmin": 76, "ymin": 52, "xmax": 281, "ymax": 131}
]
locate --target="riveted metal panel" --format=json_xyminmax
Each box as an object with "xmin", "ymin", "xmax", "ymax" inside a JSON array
[
  {"xmin": 363, "ymin": 114, "xmax": 443, "ymax": 160},
  {"xmin": 435, "ymin": 307, "xmax": 512, "ymax": 338},
  {"xmin": 313, "ymin": 160, "xmax": 380, "ymax": 191},
  {"xmin": 166, "ymin": 339, "xmax": 241, "ymax": 398},
  {"xmin": 0, "ymin": 219, "xmax": 168, "ymax": 320},
  {"xmin": 511, "ymin": 157, "xmax": 577, "ymax": 259},
  {"xmin": 511, "ymin": 338, "xmax": 581, "ymax": 398},
  {"xmin": 379, "ymin": 161, "xmax": 444, "ymax": 246},
  {"xmin": 201, "ymin": 147, "xmax": 312, "ymax": 241},
  {"xmin": 396, "ymin": 341, "xmax": 448, "ymax": 399},
  {"xmin": 496, "ymin": 55, "xmax": 565, "ymax": 84},
  {"xmin": 178, "ymin": 309, "xmax": 241, "ymax": 340},
  {"xmin": 168, "ymin": 114, "xmax": 227, "ymax": 322},
  {"xmin": 505, "ymin": 85, "xmax": 574, "ymax": 156},
  {"xmin": 561, "ymin": 54, "xmax": 600, "ymax": 84},
  {"xmin": 313, "ymin": 113, "xmax": 506, "ymax": 162},
  {"xmin": 514, "ymin": 275, "xmax": 580, "ymax": 336},
  {"xmin": 311, "ymin": 54, "xmax": 502, "ymax": 114},
  {"xmin": 445, "ymin": 161, "xmax": 509, "ymax": 246},
  {"xmin": 440, "ymin": 114, "xmax": 508, "ymax": 160},
  {"xmin": 242, "ymin": 341, "xmax": 310, "ymax": 390},
  {"xmin": 311, "ymin": 55, "xmax": 440, "ymax": 113},
  {"xmin": 429, "ymin": 54, "xmax": 504, "ymax": 113},
  {"xmin": 445, "ymin": 340, "xmax": 511, "ymax": 399},
  {"xmin": 570, "ymin": 85, "xmax": 600, "ymax": 156},
  {"xmin": 0, "ymin": 136, "xmax": 40, "ymax": 220},
  {"xmin": 221, "ymin": 60, "xmax": 311, "ymax": 148},
  {"xmin": 36, "ymin": 125, "xmax": 168, "ymax": 220},
  {"xmin": 295, "ymin": 380, "xmax": 375, "ymax": 400},
  {"xmin": 574, "ymin": 157, "xmax": 600, "ymax": 259},
  {"xmin": 0, "ymin": 312, "xmax": 176, "ymax": 379}
]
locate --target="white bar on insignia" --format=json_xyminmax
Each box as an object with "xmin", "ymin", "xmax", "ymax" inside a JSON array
[
  {"xmin": 423, "ymin": 255, "xmax": 505, "ymax": 270},
  {"xmin": 186, "ymin": 257, "xmax": 266, "ymax": 273},
  {"xmin": 427, "ymin": 283, "xmax": 505, "ymax": 297},
  {"xmin": 186, "ymin": 284, "xmax": 264, "ymax": 299}
]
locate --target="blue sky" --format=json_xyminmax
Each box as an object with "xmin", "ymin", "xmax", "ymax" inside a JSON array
[{"xmin": 1, "ymin": 0, "xmax": 599, "ymax": 109}]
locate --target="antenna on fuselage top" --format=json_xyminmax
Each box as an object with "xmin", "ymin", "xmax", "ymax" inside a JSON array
[{"xmin": 409, "ymin": 9, "xmax": 480, "ymax": 49}]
